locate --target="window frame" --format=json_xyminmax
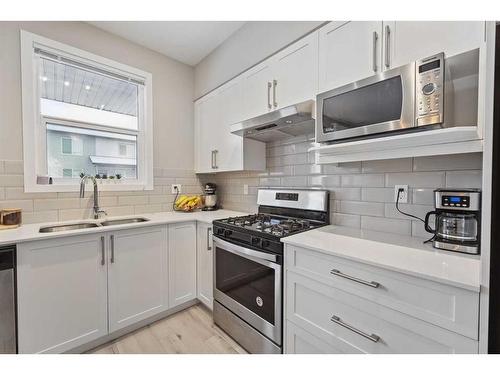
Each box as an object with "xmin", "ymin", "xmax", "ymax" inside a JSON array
[{"xmin": 21, "ymin": 30, "xmax": 154, "ymax": 193}]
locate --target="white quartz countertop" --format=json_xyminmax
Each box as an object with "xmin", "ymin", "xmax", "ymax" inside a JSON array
[
  {"xmin": 0, "ymin": 209, "xmax": 246, "ymax": 246},
  {"xmin": 281, "ymin": 225, "xmax": 481, "ymax": 292}
]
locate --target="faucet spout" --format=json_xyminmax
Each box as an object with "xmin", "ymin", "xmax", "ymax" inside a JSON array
[{"xmin": 79, "ymin": 175, "xmax": 106, "ymax": 219}]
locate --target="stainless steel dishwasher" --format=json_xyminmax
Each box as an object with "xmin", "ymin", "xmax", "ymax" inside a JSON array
[{"xmin": 0, "ymin": 245, "xmax": 16, "ymax": 354}]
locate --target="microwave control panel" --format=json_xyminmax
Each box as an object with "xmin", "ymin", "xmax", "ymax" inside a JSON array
[{"xmin": 415, "ymin": 52, "xmax": 444, "ymax": 127}]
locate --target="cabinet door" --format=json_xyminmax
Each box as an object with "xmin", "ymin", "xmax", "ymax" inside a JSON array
[
  {"xmin": 215, "ymin": 79, "xmax": 244, "ymax": 172},
  {"xmin": 168, "ymin": 221, "xmax": 197, "ymax": 307},
  {"xmin": 17, "ymin": 234, "xmax": 108, "ymax": 353},
  {"xmin": 319, "ymin": 21, "xmax": 383, "ymax": 92},
  {"xmin": 195, "ymin": 95, "xmax": 220, "ymax": 173},
  {"xmin": 241, "ymin": 61, "xmax": 273, "ymax": 121},
  {"xmin": 196, "ymin": 223, "xmax": 213, "ymax": 309},
  {"xmin": 108, "ymin": 226, "xmax": 168, "ymax": 332},
  {"xmin": 384, "ymin": 21, "xmax": 485, "ymax": 69},
  {"xmin": 273, "ymin": 31, "xmax": 319, "ymax": 108}
]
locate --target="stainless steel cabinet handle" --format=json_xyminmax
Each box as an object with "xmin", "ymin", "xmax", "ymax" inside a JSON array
[
  {"xmin": 267, "ymin": 81, "xmax": 272, "ymax": 110},
  {"xmin": 213, "ymin": 150, "xmax": 218, "ymax": 169},
  {"xmin": 330, "ymin": 269, "xmax": 380, "ymax": 288},
  {"xmin": 331, "ymin": 315, "xmax": 380, "ymax": 343},
  {"xmin": 110, "ymin": 235, "xmax": 115, "ymax": 263},
  {"xmin": 372, "ymin": 31, "xmax": 378, "ymax": 72},
  {"xmin": 211, "ymin": 150, "xmax": 215, "ymax": 169},
  {"xmin": 207, "ymin": 227, "xmax": 212, "ymax": 251},
  {"xmin": 272, "ymin": 80, "xmax": 278, "ymax": 108},
  {"xmin": 384, "ymin": 25, "xmax": 391, "ymax": 68},
  {"xmin": 100, "ymin": 236, "xmax": 105, "ymax": 266}
]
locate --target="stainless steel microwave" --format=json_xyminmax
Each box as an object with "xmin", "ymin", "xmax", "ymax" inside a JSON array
[{"xmin": 316, "ymin": 49, "xmax": 479, "ymax": 143}]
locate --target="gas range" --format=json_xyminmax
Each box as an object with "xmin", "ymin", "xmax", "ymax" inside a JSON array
[{"xmin": 212, "ymin": 189, "xmax": 329, "ymax": 354}]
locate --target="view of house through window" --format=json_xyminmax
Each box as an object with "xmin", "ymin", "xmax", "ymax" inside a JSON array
[{"xmin": 37, "ymin": 53, "xmax": 141, "ymax": 182}]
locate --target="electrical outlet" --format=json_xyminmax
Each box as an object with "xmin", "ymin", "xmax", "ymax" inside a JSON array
[
  {"xmin": 243, "ymin": 184, "xmax": 249, "ymax": 195},
  {"xmin": 394, "ymin": 185, "xmax": 409, "ymax": 204},
  {"xmin": 171, "ymin": 184, "xmax": 182, "ymax": 194}
]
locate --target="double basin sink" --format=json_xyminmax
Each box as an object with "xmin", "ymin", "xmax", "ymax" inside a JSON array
[{"xmin": 39, "ymin": 217, "xmax": 149, "ymax": 233}]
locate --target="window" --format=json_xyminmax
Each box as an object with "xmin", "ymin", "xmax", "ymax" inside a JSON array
[{"xmin": 21, "ymin": 31, "xmax": 153, "ymax": 192}]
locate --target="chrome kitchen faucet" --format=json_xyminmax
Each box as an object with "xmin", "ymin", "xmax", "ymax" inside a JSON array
[{"xmin": 79, "ymin": 175, "xmax": 107, "ymax": 219}]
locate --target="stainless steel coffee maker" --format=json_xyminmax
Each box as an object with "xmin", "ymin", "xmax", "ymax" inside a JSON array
[
  {"xmin": 202, "ymin": 183, "xmax": 218, "ymax": 211},
  {"xmin": 424, "ymin": 189, "xmax": 481, "ymax": 254}
]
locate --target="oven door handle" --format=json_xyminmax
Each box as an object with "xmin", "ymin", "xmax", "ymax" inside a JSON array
[{"xmin": 213, "ymin": 236, "xmax": 278, "ymax": 263}]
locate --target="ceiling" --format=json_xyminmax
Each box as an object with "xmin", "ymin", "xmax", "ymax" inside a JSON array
[
  {"xmin": 40, "ymin": 57, "xmax": 138, "ymax": 116},
  {"xmin": 88, "ymin": 21, "xmax": 245, "ymax": 66}
]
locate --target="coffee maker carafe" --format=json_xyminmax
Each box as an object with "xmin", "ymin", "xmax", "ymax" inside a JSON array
[
  {"xmin": 424, "ymin": 189, "xmax": 481, "ymax": 254},
  {"xmin": 202, "ymin": 183, "xmax": 218, "ymax": 211}
]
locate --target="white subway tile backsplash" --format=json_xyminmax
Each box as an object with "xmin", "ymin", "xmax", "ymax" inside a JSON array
[
  {"xmin": 0, "ymin": 175, "xmax": 24, "ymax": 187},
  {"xmin": 412, "ymin": 188, "xmax": 435, "ymax": 205},
  {"xmin": 117, "ymin": 195, "xmax": 149, "ymax": 206},
  {"xmin": 385, "ymin": 172, "xmax": 445, "ymax": 188},
  {"xmin": 5, "ymin": 187, "xmax": 58, "ymax": 200},
  {"xmin": 34, "ymin": 198, "xmax": 80, "ymax": 211},
  {"xmin": 0, "ymin": 199, "xmax": 34, "ymax": 212},
  {"xmin": 329, "ymin": 188, "xmax": 361, "ymax": 201},
  {"xmin": 22, "ymin": 210, "xmax": 59, "ymax": 224},
  {"xmin": 323, "ymin": 162, "xmax": 361, "ymax": 175},
  {"xmin": 362, "ymin": 158, "xmax": 412, "ymax": 173},
  {"xmin": 339, "ymin": 200, "xmax": 385, "ymax": 217},
  {"xmin": 413, "ymin": 153, "xmax": 482, "ymax": 171},
  {"xmin": 446, "ymin": 170, "xmax": 482, "ymax": 188},
  {"xmin": 282, "ymin": 153, "xmax": 308, "ymax": 166},
  {"xmin": 281, "ymin": 176, "xmax": 307, "ymax": 187},
  {"xmin": 332, "ymin": 213, "xmax": 361, "ymax": 228},
  {"xmin": 341, "ymin": 174, "xmax": 385, "ymax": 187},
  {"xmin": 259, "ymin": 177, "xmax": 281, "ymax": 187},
  {"xmin": 293, "ymin": 164, "xmax": 323, "ymax": 176},
  {"xmin": 361, "ymin": 188, "xmax": 396, "ymax": 203},
  {"xmin": 308, "ymin": 175, "xmax": 341, "ymax": 188},
  {"xmin": 3, "ymin": 160, "xmax": 23, "ymax": 174},
  {"xmin": 361, "ymin": 216, "xmax": 412, "ymax": 236},
  {"xmin": 384, "ymin": 203, "xmax": 433, "ymax": 221}
]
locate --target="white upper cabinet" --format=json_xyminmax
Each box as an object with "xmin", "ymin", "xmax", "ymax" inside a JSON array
[
  {"xmin": 273, "ymin": 31, "xmax": 319, "ymax": 109},
  {"xmin": 319, "ymin": 21, "xmax": 383, "ymax": 92},
  {"xmin": 194, "ymin": 78, "xmax": 266, "ymax": 174},
  {"xmin": 17, "ymin": 234, "xmax": 108, "ymax": 353},
  {"xmin": 383, "ymin": 21, "xmax": 485, "ymax": 69},
  {"xmin": 107, "ymin": 226, "xmax": 168, "ymax": 333},
  {"xmin": 241, "ymin": 61, "xmax": 274, "ymax": 121},
  {"xmin": 168, "ymin": 222, "xmax": 197, "ymax": 307}
]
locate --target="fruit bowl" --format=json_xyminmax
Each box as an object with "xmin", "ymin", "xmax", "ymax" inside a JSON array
[{"xmin": 173, "ymin": 195, "xmax": 202, "ymax": 212}]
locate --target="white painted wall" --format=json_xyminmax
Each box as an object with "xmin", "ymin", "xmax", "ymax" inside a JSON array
[
  {"xmin": 194, "ymin": 21, "xmax": 324, "ymax": 98},
  {"xmin": 0, "ymin": 21, "xmax": 194, "ymax": 170}
]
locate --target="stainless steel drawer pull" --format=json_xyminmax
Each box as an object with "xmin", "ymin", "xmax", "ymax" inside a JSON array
[
  {"xmin": 331, "ymin": 315, "xmax": 380, "ymax": 343},
  {"xmin": 272, "ymin": 80, "xmax": 278, "ymax": 108},
  {"xmin": 330, "ymin": 269, "xmax": 380, "ymax": 288},
  {"xmin": 110, "ymin": 235, "xmax": 115, "ymax": 263},
  {"xmin": 100, "ymin": 236, "xmax": 105, "ymax": 266},
  {"xmin": 372, "ymin": 31, "xmax": 378, "ymax": 72}
]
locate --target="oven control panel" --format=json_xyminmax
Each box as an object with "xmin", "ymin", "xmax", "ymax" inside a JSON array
[{"xmin": 416, "ymin": 53, "xmax": 444, "ymax": 127}]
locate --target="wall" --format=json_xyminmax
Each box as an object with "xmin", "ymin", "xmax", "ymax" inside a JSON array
[
  {"xmin": 201, "ymin": 134, "xmax": 483, "ymax": 239},
  {"xmin": 0, "ymin": 21, "xmax": 194, "ymax": 170},
  {"xmin": 0, "ymin": 22, "xmax": 202, "ymax": 223},
  {"xmin": 194, "ymin": 21, "xmax": 323, "ymax": 98}
]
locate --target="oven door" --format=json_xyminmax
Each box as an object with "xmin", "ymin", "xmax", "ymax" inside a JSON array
[
  {"xmin": 316, "ymin": 62, "xmax": 415, "ymax": 143},
  {"xmin": 213, "ymin": 236, "xmax": 282, "ymax": 345}
]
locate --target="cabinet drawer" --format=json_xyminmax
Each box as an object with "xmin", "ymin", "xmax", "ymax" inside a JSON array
[
  {"xmin": 286, "ymin": 271, "xmax": 478, "ymax": 354},
  {"xmin": 285, "ymin": 320, "xmax": 349, "ymax": 354},
  {"xmin": 285, "ymin": 245, "xmax": 479, "ymax": 339}
]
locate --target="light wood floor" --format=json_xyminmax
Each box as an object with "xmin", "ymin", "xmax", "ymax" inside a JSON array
[{"xmin": 89, "ymin": 304, "xmax": 247, "ymax": 354}]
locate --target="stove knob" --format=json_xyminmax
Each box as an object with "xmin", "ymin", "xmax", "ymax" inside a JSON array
[
  {"xmin": 224, "ymin": 229, "xmax": 233, "ymax": 237},
  {"xmin": 261, "ymin": 240, "xmax": 270, "ymax": 248},
  {"xmin": 252, "ymin": 237, "xmax": 262, "ymax": 247},
  {"xmin": 217, "ymin": 228, "xmax": 225, "ymax": 235}
]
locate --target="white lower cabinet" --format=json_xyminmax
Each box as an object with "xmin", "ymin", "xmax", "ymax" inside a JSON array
[
  {"xmin": 196, "ymin": 222, "xmax": 213, "ymax": 309},
  {"xmin": 17, "ymin": 234, "xmax": 108, "ymax": 354},
  {"xmin": 108, "ymin": 226, "xmax": 168, "ymax": 332},
  {"xmin": 284, "ymin": 245, "xmax": 480, "ymax": 354},
  {"xmin": 168, "ymin": 222, "xmax": 197, "ymax": 307}
]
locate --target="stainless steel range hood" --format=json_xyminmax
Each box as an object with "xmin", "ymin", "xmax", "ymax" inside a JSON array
[{"xmin": 230, "ymin": 100, "xmax": 315, "ymax": 142}]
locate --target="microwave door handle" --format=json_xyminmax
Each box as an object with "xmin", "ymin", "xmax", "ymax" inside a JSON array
[{"xmin": 372, "ymin": 31, "xmax": 378, "ymax": 72}]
